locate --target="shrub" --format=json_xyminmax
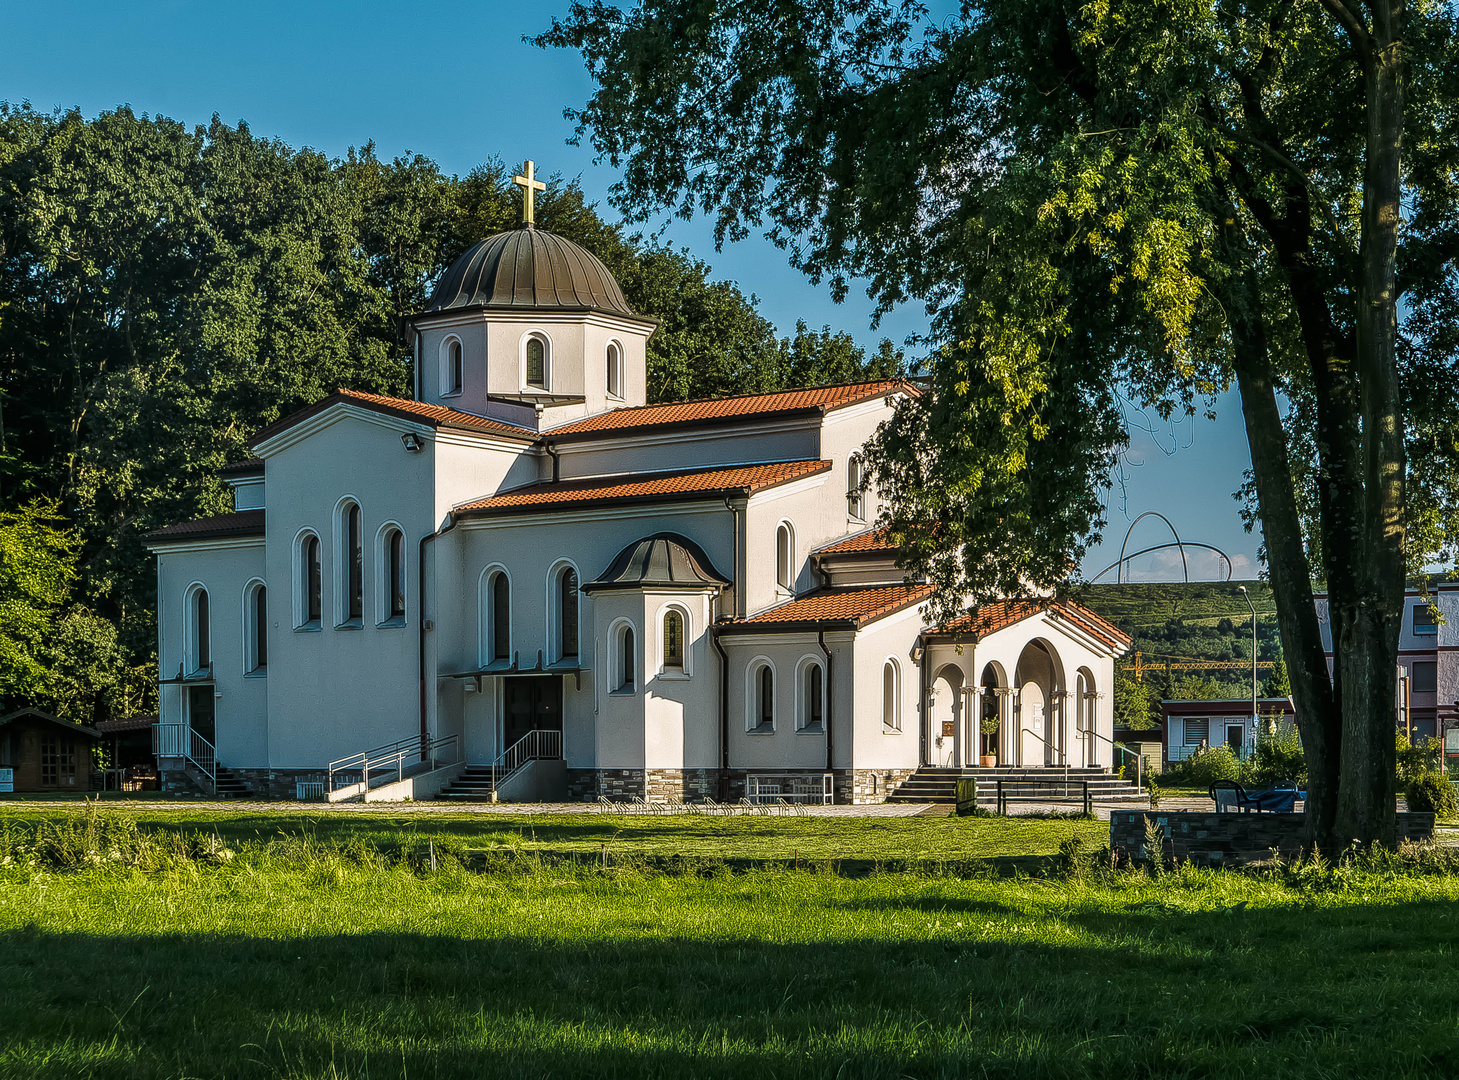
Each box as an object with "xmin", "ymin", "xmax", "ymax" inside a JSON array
[
  {"xmin": 1245, "ymin": 723, "xmax": 1307, "ymax": 787},
  {"xmin": 1404, "ymin": 771, "xmax": 1457, "ymax": 818},
  {"xmin": 1397, "ymin": 733, "xmax": 1441, "ymax": 784},
  {"xmin": 1184, "ymin": 745, "xmax": 1239, "ymax": 786}
]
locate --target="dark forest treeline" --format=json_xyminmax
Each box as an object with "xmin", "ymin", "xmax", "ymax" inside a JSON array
[{"xmin": 0, "ymin": 105, "xmax": 902, "ymax": 722}]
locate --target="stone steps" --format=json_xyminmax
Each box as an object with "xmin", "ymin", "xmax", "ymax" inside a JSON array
[{"xmin": 887, "ymin": 766, "xmax": 1146, "ymax": 805}]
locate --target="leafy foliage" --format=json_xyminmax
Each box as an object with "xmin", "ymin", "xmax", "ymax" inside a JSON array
[
  {"xmin": 1404, "ymin": 771, "xmax": 1457, "ymax": 818},
  {"xmin": 537, "ymin": 0, "xmax": 1459, "ymax": 843},
  {"xmin": 1182, "ymin": 745, "xmax": 1241, "ymax": 787},
  {"xmin": 0, "ymin": 105, "xmax": 898, "ymax": 719},
  {"xmin": 0, "ymin": 500, "xmax": 75, "ymax": 706}
]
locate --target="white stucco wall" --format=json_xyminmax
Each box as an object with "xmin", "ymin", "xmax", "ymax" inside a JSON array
[{"xmin": 153, "ymin": 539, "xmax": 268, "ymax": 767}]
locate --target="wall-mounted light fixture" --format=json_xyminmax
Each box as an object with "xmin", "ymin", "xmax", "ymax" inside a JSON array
[{"xmin": 401, "ymin": 432, "xmax": 425, "ymax": 452}]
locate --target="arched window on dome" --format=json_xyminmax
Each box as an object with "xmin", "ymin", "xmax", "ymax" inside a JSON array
[
  {"xmin": 445, "ymin": 339, "xmax": 463, "ymax": 396},
  {"xmin": 525, "ymin": 335, "xmax": 549, "ymax": 390},
  {"xmin": 606, "ymin": 340, "xmax": 623, "ymax": 398}
]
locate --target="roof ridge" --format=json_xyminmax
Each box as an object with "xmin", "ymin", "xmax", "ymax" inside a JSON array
[{"xmin": 563, "ymin": 378, "xmax": 906, "ymax": 419}]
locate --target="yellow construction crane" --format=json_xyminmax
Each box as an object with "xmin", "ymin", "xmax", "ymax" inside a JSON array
[{"xmin": 1123, "ymin": 650, "xmax": 1276, "ymax": 682}]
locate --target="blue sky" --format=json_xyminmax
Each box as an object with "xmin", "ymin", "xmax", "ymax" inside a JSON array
[{"xmin": 2, "ymin": 0, "xmax": 1261, "ymax": 583}]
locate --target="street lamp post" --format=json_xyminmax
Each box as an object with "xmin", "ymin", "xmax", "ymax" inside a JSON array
[{"xmin": 1239, "ymin": 586, "xmax": 1258, "ymax": 754}]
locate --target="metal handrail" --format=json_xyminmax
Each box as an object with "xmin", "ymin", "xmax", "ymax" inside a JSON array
[
  {"xmin": 490, "ymin": 729, "xmax": 562, "ymax": 793},
  {"xmin": 328, "ymin": 732, "xmax": 459, "ymax": 792},
  {"xmin": 1018, "ymin": 725, "xmax": 1069, "ymax": 767},
  {"xmin": 155, "ymin": 723, "xmax": 216, "ymax": 789},
  {"xmin": 1082, "ymin": 727, "xmax": 1141, "ymax": 787}
]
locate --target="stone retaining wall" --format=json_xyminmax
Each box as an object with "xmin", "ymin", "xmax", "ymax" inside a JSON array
[{"xmin": 1111, "ymin": 810, "xmax": 1437, "ymax": 866}]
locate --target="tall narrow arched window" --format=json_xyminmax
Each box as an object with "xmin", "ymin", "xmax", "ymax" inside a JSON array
[
  {"xmin": 387, "ymin": 528, "xmax": 406, "ymax": 621},
  {"xmin": 776, "ymin": 523, "xmax": 793, "ymax": 590},
  {"xmin": 346, "ymin": 504, "xmax": 363, "ymax": 624},
  {"xmin": 847, "ymin": 454, "xmax": 865, "ymax": 520},
  {"xmin": 617, "ymin": 626, "xmax": 636, "ymax": 692},
  {"xmin": 759, "ymin": 665, "xmax": 775, "ymax": 730},
  {"xmin": 882, "ymin": 660, "xmax": 900, "ymax": 731},
  {"xmin": 606, "ymin": 341, "xmax": 622, "ymax": 397},
  {"xmin": 446, "ymin": 339, "xmax": 463, "ymax": 395},
  {"xmin": 663, "ymin": 609, "xmax": 685, "ymax": 671},
  {"xmin": 245, "ymin": 583, "xmax": 267, "ymax": 673},
  {"xmin": 558, "ymin": 566, "xmax": 579, "ymax": 660},
  {"xmin": 491, "ymin": 572, "xmax": 511, "ymax": 663},
  {"xmin": 191, "ymin": 588, "xmax": 210, "ymax": 674},
  {"xmin": 801, "ymin": 662, "xmax": 823, "ymax": 731},
  {"xmin": 526, "ymin": 336, "xmax": 547, "ymax": 389},
  {"xmin": 303, "ymin": 536, "xmax": 322, "ymax": 627}
]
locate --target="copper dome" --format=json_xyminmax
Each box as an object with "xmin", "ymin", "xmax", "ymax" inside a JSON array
[{"xmin": 424, "ymin": 227, "xmax": 635, "ymax": 316}]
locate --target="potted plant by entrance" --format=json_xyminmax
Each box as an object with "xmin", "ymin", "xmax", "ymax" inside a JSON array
[{"xmin": 979, "ymin": 708, "xmax": 1000, "ymax": 768}]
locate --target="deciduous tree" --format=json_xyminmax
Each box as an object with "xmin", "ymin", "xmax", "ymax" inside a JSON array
[{"xmin": 539, "ymin": 0, "xmax": 1459, "ymax": 847}]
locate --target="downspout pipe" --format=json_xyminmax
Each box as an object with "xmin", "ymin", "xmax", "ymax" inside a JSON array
[
  {"xmin": 817, "ymin": 628, "xmax": 834, "ymax": 794},
  {"xmin": 418, "ymin": 510, "xmax": 459, "ymax": 754},
  {"xmin": 715, "ymin": 495, "xmax": 742, "ymax": 799}
]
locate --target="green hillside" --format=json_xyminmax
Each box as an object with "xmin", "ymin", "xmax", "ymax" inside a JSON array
[{"xmin": 1074, "ymin": 581, "xmax": 1285, "ymax": 700}]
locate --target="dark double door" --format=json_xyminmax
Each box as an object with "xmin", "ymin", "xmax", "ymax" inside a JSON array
[{"xmin": 503, "ymin": 676, "xmax": 563, "ymax": 750}]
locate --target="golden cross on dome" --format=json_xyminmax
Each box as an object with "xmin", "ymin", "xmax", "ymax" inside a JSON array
[{"xmin": 513, "ymin": 160, "xmax": 547, "ymax": 227}]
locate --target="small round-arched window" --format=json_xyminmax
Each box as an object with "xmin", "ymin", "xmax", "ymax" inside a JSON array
[
  {"xmin": 663, "ymin": 609, "xmax": 685, "ymax": 671},
  {"xmin": 447, "ymin": 339, "xmax": 463, "ymax": 395},
  {"xmin": 606, "ymin": 341, "xmax": 622, "ymax": 397},
  {"xmin": 526, "ymin": 336, "xmax": 548, "ymax": 389}
]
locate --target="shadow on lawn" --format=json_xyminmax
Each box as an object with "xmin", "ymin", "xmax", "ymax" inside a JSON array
[{"xmin": 4, "ymin": 900, "xmax": 1459, "ymax": 1080}]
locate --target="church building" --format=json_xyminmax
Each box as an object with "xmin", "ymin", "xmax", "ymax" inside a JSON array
[{"xmin": 146, "ymin": 163, "xmax": 1130, "ymax": 803}]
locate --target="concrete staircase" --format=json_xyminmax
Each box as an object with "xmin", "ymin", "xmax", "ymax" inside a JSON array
[
  {"xmin": 437, "ymin": 766, "xmax": 497, "ymax": 801},
  {"xmin": 886, "ymin": 766, "xmax": 1147, "ymax": 805},
  {"xmin": 212, "ymin": 765, "xmax": 253, "ymax": 799}
]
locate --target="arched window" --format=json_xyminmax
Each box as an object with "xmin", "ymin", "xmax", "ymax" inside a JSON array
[
  {"xmin": 799, "ymin": 661, "xmax": 823, "ymax": 732},
  {"xmin": 245, "ymin": 582, "xmax": 267, "ymax": 674},
  {"xmin": 558, "ymin": 566, "xmax": 579, "ymax": 661},
  {"xmin": 663, "ymin": 609, "xmax": 685, "ymax": 672},
  {"xmin": 757, "ymin": 664, "xmax": 775, "ymax": 730},
  {"xmin": 300, "ymin": 535, "xmax": 322, "ymax": 628},
  {"xmin": 615, "ymin": 625, "xmax": 636, "ymax": 692},
  {"xmin": 606, "ymin": 340, "xmax": 622, "ymax": 397},
  {"xmin": 882, "ymin": 660, "xmax": 901, "ymax": 731},
  {"xmin": 384, "ymin": 527, "xmax": 406, "ymax": 623},
  {"xmin": 776, "ymin": 523, "xmax": 793, "ymax": 591},
  {"xmin": 847, "ymin": 454, "xmax": 865, "ymax": 520},
  {"xmin": 526, "ymin": 335, "xmax": 548, "ymax": 389},
  {"xmin": 190, "ymin": 587, "xmax": 210, "ymax": 674},
  {"xmin": 491, "ymin": 572, "xmax": 511, "ymax": 663},
  {"xmin": 345, "ymin": 503, "xmax": 363, "ymax": 624},
  {"xmin": 445, "ymin": 338, "xmax": 463, "ymax": 395}
]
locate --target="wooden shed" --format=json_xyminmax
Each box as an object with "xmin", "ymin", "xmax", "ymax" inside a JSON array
[{"xmin": 0, "ymin": 709, "xmax": 102, "ymax": 793}]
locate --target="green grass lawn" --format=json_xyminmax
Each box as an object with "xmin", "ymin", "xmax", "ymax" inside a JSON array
[
  {"xmin": 0, "ymin": 804, "xmax": 1106, "ymax": 867},
  {"xmin": 3, "ymin": 806, "xmax": 1459, "ymax": 1078}
]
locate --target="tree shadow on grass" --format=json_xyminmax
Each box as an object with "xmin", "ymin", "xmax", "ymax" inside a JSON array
[{"xmin": 4, "ymin": 897, "xmax": 1459, "ymax": 1080}]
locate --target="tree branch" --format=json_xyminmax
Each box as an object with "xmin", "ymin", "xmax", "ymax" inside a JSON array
[{"xmin": 1313, "ymin": 0, "xmax": 1374, "ymax": 64}]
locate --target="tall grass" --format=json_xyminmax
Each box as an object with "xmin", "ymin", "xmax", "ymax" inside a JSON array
[{"xmin": 3, "ymin": 805, "xmax": 1459, "ymax": 1079}]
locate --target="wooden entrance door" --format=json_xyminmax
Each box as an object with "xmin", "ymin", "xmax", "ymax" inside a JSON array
[{"xmin": 502, "ymin": 677, "xmax": 562, "ymax": 751}]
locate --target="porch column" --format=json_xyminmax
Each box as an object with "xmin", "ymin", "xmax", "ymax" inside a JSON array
[{"xmin": 1050, "ymin": 690, "xmax": 1069, "ymax": 766}]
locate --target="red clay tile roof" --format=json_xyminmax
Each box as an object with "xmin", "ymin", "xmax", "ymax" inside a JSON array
[
  {"xmin": 250, "ymin": 388, "xmax": 537, "ymax": 448},
  {"xmin": 721, "ymin": 583, "xmax": 934, "ymax": 633},
  {"xmin": 544, "ymin": 380, "xmax": 911, "ymax": 441},
  {"xmin": 937, "ymin": 598, "xmax": 1132, "ymax": 649},
  {"xmin": 456, "ymin": 460, "xmax": 832, "ymax": 517},
  {"xmin": 817, "ymin": 527, "xmax": 897, "ymax": 556},
  {"xmin": 145, "ymin": 510, "xmax": 265, "ymax": 543}
]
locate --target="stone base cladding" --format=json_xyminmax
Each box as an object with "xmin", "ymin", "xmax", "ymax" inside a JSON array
[
  {"xmin": 227, "ymin": 768, "xmax": 330, "ymax": 800},
  {"xmin": 1111, "ymin": 811, "xmax": 1438, "ymax": 866},
  {"xmin": 645, "ymin": 769, "xmax": 717, "ymax": 803},
  {"xmin": 843, "ymin": 768, "xmax": 918, "ymax": 805},
  {"xmin": 159, "ymin": 765, "xmax": 331, "ymax": 800}
]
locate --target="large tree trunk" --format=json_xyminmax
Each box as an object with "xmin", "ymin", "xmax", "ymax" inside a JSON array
[
  {"xmin": 1212, "ymin": 203, "xmax": 1342, "ymax": 847},
  {"xmin": 1336, "ymin": 1, "xmax": 1406, "ymax": 847}
]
